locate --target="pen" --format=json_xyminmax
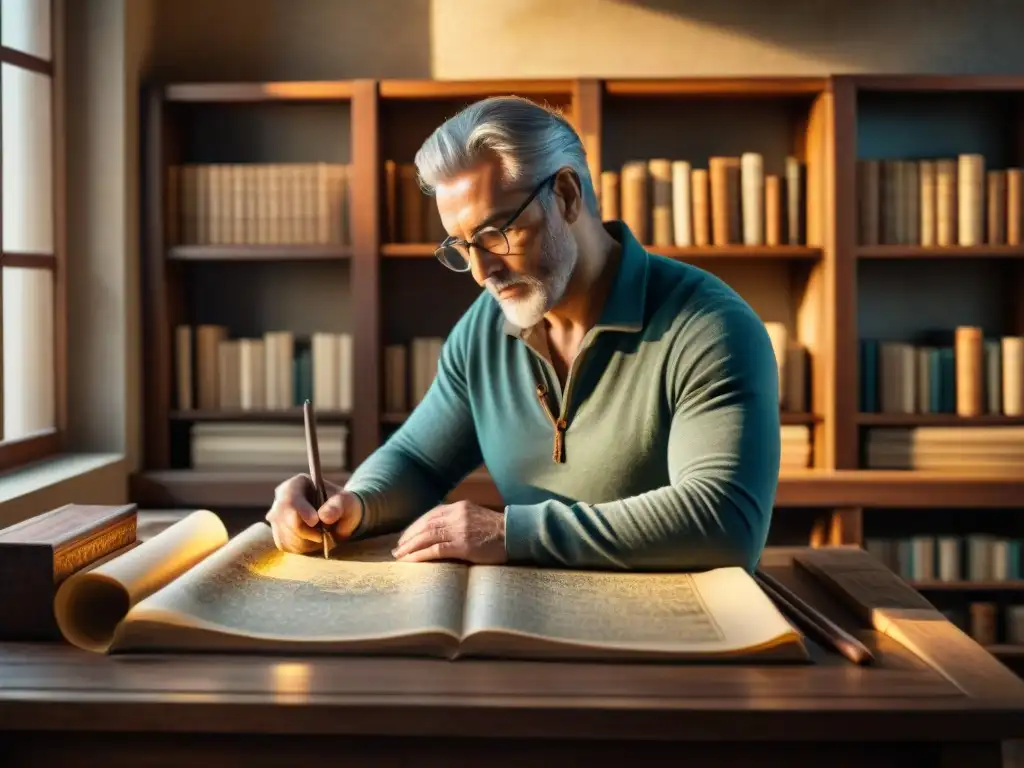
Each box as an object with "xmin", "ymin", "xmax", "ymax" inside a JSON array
[
  {"xmin": 755, "ymin": 568, "xmax": 873, "ymax": 666},
  {"xmin": 303, "ymin": 399, "xmax": 333, "ymax": 559}
]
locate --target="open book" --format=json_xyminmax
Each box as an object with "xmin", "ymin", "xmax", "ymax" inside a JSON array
[{"xmin": 53, "ymin": 510, "xmax": 809, "ymax": 662}]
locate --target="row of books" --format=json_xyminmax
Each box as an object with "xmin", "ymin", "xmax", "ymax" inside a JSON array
[
  {"xmin": 187, "ymin": 421, "xmax": 805, "ymax": 472},
  {"xmin": 175, "ymin": 326, "xmax": 353, "ymax": 412},
  {"xmin": 863, "ymin": 426, "xmax": 1024, "ymax": 473},
  {"xmin": 383, "ymin": 338, "xmax": 443, "ymax": 413},
  {"xmin": 175, "ymin": 321, "xmax": 814, "ymax": 421},
  {"xmin": 943, "ymin": 602, "xmax": 1024, "ymax": 648},
  {"xmin": 865, "ymin": 534, "xmax": 1023, "ymax": 583},
  {"xmin": 380, "ymin": 327, "xmax": 812, "ymax": 420},
  {"xmin": 764, "ymin": 322, "xmax": 808, "ymax": 413},
  {"xmin": 859, "ymin": 331, "xmax": 1024, "ymax": 416},
  {"xmin": 190, "ymin": 422, "xmax": 348, "ymax": 471},
  {"xmin": 383, "ymin": 161, "xmax": 448, "ymax": 244},
  {"xmin": 167, "ymin": 162, "xmax": 352, "ymax": 247},
  {"xmin": 599, "ymin": 154, "xmax": 806, "ymax": 248},
  {"xmin": 856, "ymin": 155, "xmax": 1023, "ymax": 246},
  {"xmin": 778, "ymin": 425, "xmax": 811, "ymax": 470}
]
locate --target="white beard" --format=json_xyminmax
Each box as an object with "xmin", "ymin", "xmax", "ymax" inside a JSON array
[
  {"xmin": 486, "ymin": 214, "xmax": 577, "ymax": 330},
  {"xmin": 490, "ymin": 278, "xmax": 549, "ymax": 329}
]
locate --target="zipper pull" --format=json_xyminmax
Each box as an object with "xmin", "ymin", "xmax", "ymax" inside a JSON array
[
  {"xmin": 553, "ymin": 418, "xmax": 567, "ymax": 463},
  {"xmin": 535, "ymin": 384, "xmax": 567, "ymax": 463}
]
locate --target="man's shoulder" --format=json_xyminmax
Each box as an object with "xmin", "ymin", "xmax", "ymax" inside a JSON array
[{"xmin": 644, "ymin": 251, "xmax": 763, "ymax": 336}]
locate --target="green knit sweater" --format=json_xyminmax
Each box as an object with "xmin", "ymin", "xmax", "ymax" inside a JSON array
[{"xmin": 345, "ymin": 221, "xmax": 781, "ymax": 572}]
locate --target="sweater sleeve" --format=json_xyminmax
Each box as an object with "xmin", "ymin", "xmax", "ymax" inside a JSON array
[
  {"xmin": 503, "ymin": 299, "xmax": 781, "ymax": 573},
  {"xmin": 344, "ymin": 324, "xmax": 483, "ymax": 537}
]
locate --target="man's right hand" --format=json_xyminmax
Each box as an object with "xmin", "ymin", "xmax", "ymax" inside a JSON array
[{"xmin": 265, "ymin": 474, "xmax": 363, "ymax": 554}]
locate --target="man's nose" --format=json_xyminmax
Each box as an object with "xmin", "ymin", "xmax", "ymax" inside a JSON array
[{"xmin": 470, "ymin": 248, "xmax": 505, "ymax": 285}]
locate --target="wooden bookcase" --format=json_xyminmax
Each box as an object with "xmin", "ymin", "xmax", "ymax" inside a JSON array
[{"xmin": 132, "ymin": 74, "xmax": 1024, "ymax": 660}]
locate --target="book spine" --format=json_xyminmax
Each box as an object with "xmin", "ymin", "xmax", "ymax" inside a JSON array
[
  {"xmin": 919, "ymin": 159, "xmax": 936, "ymax": 247},
  {"xmin": 740, "ymin": 152, "xmax": 763, "ymax": 246},
  {"xmin": 671, "ymin": 161, "xmax": 691, "ymax": 246},
  {"xmin": 957, "ymin": 153, "xmax": 984, "ymax": 246},
  {"xmin": 648, "ymin": 159, "xmax": 673, "ymax": 246},
  {"xmin": 1007, "ymin": 168, "xmax": 1023, "ymax": 245},
  {"xmin": 600, "ymin": 170, "xmax": 620, "ymax": 222},
  {"xmin": 955, "ymin": 326, "xmax": 983, "ymax": 417},
  {"xmin": 620, "ymin": 162, "xmax": 649, "ymax": 244},
  {"xmin": 690, "ymin": 168, "xmax": 710, "ymax": 246}
]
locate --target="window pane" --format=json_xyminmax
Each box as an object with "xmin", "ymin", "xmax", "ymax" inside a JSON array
[
  {"xmin": 2, "ymin": 62, "xmax": 53, "ymax": 254},
  {"xmin": 3, "ymin": 266, "xmax": 55, "ymax": 439},
  {"xmin": 1, "ymin": 0, "xmax": 51, "ymax": 60}
]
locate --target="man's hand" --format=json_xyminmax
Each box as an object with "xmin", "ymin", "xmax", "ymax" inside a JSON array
[
  {"xmin": 392, "ymin": 501, "xmax": 507, "ymax": 564},
  {"xmin": 266, "ymin": 474, "xmax": 363, "ymax": 554}
]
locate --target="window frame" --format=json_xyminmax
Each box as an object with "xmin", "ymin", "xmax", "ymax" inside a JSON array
[{"xmin": 0, "ymin": 0, "xmax": 67, "ymax": 471}]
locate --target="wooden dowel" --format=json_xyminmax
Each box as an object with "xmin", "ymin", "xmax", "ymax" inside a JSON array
[{"xmin": 756, "ymin": 568, "xmax": 874, "ymax": 666}]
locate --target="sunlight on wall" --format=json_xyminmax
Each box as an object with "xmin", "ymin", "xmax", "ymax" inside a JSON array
[{"xmin": 429, "ymin": 0, "xmax": 838, "ymax": 79}]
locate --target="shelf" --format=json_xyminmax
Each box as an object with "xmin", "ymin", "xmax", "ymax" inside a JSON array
[
  {"xmin": 381, "ymin": 243, "xmax": 822, "ymax": 260},
  {"xmin": 170, "ymin": 408, "xmax": 351, "ymax": 423},
  {"xmin": 857, "ymin": 245, "xmax": 1024, "ymax": 259},
  {"xmin": 781, "ymin": 412, "xmax": 820, "ymax": 425},
  {"xmin": 769, "ymin": 470, "xmax": 1024, "ymax": 508},
  {"xmin": 603, "ymin": 78, "xmax": 826, "ymax": 97},
  {"xmin": 649, "ymin": 245, "xmax": 821, "ymax": 260},
  {"xmin": 845, "ymin": 74, "xmax": 1024, "ymax": 93},
  {"xmin": 379, "ymin": 79, "xmax": 574, "ymax": 100},
  {"xmin": 168, "ymin": 244, "xmax": 352, "ymax": 262},
  {"xmin": 858, "ymin": 414, "xmax": 1024, "ymax": 427},
  {"xmin": 164, "ymin": 81, "xmax": 355, "ymax": 103},
  {"xmin": 381, "ymin": 243, "xmax": 439, "ymax": 257},
  {"xmin": 910, "ymin": 581, "xmax": 1024, "ymax": 592}
]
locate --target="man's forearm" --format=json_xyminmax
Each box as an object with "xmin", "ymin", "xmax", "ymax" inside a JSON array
[
  {"xmin": 503, "ymin": 474, "xmax": 769, "ymax": 572},
  {"xmin": 345, "ymin": 327, "xmax": 484, "ymax": 537},
  {"xmin": 344, "ymin": 442, "xmax": 453, "ymax": 537},
  {"xmin": 344, "ymin": 394, "xmax": 484, "ymax": 537}
]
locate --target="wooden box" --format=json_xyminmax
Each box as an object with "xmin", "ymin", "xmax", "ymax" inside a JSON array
[{"xmin": 0, "ymin": 504, "xmax": 138, "ymax": 640}]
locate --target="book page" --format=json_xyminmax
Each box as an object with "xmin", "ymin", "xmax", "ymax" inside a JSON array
[
  {"xmin": 111, "ymin": 524, "xmax": 468, "ymax": 654},
  {"xmin": 460, "ymin": 565, "xmax": 806, "ymax": 661},
  {"xmin": 53, "ymin": 510, "xmax": 229, "ymax": 652}
]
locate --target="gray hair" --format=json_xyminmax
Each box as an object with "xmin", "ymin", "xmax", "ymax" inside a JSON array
[{"xmin": 413, "ymin": 95, "xmax": 599, "ymax": 216}]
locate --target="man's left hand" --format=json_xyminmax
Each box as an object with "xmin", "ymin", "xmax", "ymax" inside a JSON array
[{"xmin": 392, "ymin": 501, "xmax": 507, "ymax": 564}]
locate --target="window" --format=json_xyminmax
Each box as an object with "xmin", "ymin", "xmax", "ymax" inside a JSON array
[{"xmin": 0, "ymin": 0, "xmax": 65, "ymax": 470}]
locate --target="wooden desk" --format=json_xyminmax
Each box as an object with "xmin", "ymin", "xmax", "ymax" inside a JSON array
[{"xmin": 2, "ymin": 545, "xmax": 1024, "ymax": 767}]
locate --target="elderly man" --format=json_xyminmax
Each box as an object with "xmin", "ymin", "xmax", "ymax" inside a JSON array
[{"xmin": 266, "ymin": 95, "xmax": 780, "ymax": 572}]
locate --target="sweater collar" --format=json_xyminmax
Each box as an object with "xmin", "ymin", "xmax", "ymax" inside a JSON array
[{"xmin": 502, "ymin": 220, "xmax": 648, "ymax": 339}]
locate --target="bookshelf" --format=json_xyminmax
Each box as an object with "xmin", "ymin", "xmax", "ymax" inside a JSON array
[{"xmin": 135, "ymin": 74, "xmax": 1024, "ymax": 662}]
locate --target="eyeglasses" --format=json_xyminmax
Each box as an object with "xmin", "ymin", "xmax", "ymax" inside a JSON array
[{"xmin": 434, "ymin": 172, "xmax": 558, "ymax": 272}]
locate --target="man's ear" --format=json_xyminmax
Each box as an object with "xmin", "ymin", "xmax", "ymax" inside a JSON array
[{"xmin": 554, "ymin": 167, "xmax": 582, "ymax": 224}]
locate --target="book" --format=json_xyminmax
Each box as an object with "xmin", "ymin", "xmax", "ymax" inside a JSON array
[
  {"xmin": 0, "ymin": 503, "xmax": 137, "ymax": 640},
  {"xmin": 53, "ymin": 510, "xmax": 809, "ymax": 662}
]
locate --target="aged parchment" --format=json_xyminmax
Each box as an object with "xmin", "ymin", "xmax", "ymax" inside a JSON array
[
  {"xmin": 122, "ymin": 524, "xmax": 467, "ymax": 643},
  {"xmin": 463, "ymin": 565, "xmax": 725, "ymax": 649}
]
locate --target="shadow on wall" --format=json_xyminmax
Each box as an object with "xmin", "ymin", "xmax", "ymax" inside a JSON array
[
  {"xmin": 146, "ymin": 0, "xmax": 433, "ymax": 81},
  {"xmin": 611, "ymin": 0, "xmax": 1024, "ymax": 73}
]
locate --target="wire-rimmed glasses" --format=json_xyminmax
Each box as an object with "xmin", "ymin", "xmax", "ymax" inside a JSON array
[{"xmin": 433, "ymin": 172, "xmax": 558, "ymax": 272}]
